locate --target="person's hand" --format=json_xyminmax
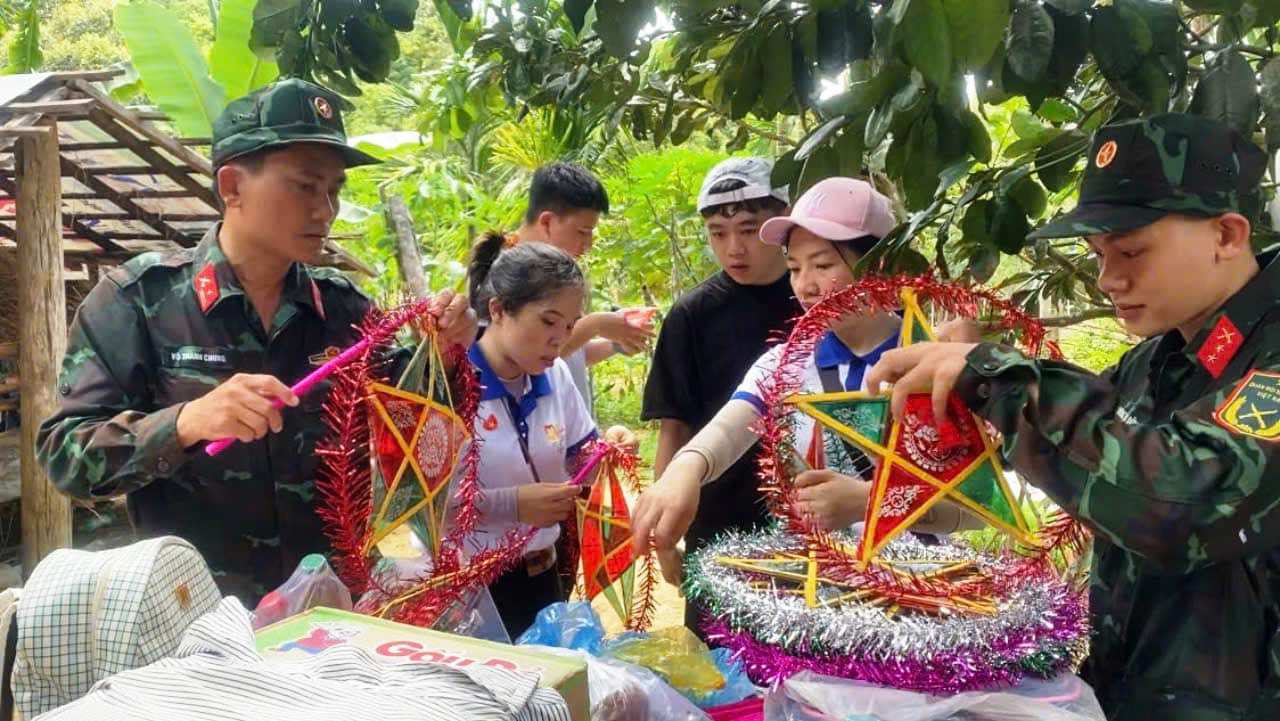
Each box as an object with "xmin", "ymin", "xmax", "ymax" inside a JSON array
[
  {"xmin": 936, "ymin": 318, "xmax": 983, "ymax": 344},
  {"xmin": 604, "ymin": 425, "xmax": 640, "ymax": 453},
  {"xmin": 586, "ymin": 311, "xmax": 654, "ymax": 350},
  {"xmin": 176, "ymin": 373, "xmax": 299, "ymax": 447},
  {"xmin": 794, "ymin": 469, "xmax": 870, "ymax": 531},
  {"xmin": 865, "ymin": 342, "xmax": 979, "ymax": 422},
  {"xmin": 631, "ymin": 452, "xmax": 704, "ymax": 560},
  {"xmin": 516, "ymin": 483, "xmax": 580, "ymax": 527},
  {"xmin": 428, "ymin": 289, "xmax": 478, "ymax": 351}
]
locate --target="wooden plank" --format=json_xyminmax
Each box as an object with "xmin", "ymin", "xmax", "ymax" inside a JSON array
[
  {"xmin": 0, "ymin": 212, "xmax": 219, "ymax": 222},
  {"xmin": 60, "ymin": 189, "xmax": 198, "ymax": 200},
  {"xmin": 58, "ymin": 137, "xmax": 210, "ymax": 152},
  {"xmin": 15, "ymin": 118, "xmax": 72, "ymax": 572},
  {"xmin": 0, "ymin": 341, "xmax": 15, "ymax": 360},
  {"xmin": 86, "ymin": 107, "xmax": 218, "ymax": 206},
  {"xmin": 2, "ymin": 99, "xmax": 95, "ymax": 116},
  {"xmin": 72, "ymin": 81, "xmax": 212, "ymax": 176},
  {"xmin": 60, "ymin": 155, "xmax": 199, "ymax": 246},
  {"xmin": 0, "ymin": 377, "xmax": 17, "ymax": 394},
  {"xmin": 0, "ymin": 176, "xmax": 127, "ymax": 254},
  {"xmin": 46, "ymin": 69, "xmax": 124, "ymax": 82}
]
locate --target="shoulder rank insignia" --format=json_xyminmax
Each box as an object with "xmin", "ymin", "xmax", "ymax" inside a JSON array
[
  {"xmin": 1197, "ymin": 315, "xmax": 1242, "ymax": 379},
  {"xmin": 1214, "ymin": 370, "xmax": 1280, "ymax": 441}
]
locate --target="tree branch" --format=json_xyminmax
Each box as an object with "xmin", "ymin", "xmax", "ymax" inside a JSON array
[{"xmin": 1188, "ymin": 41, "xmax": 1275, "ymax": 58}]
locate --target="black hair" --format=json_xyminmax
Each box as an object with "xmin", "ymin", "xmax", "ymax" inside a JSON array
[
  {"xmin": 468, "ymin": 231, "xmax": 585, "ymax": 321},
  {"xmin": 699, "ymin": 178, "xmax": 788, "ymax": 219},
  {"xmin": 782, "ymin": 229, "xmax": 880, "ymax": 265},
  {"xmin": 212, "ymin": 148, "xmax": 282, "ymax": 208},
  {"xmin": 523, "ymin": 162, "xmax": 610, "ymax": 224}
]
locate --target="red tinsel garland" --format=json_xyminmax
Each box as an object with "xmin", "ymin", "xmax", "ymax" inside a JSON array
[
  {"xmin": 752, "ymin": 274, "xmax": 1086, "ymax": 602},
  {"xmin": 314, "ymin": 298, "xmax": 534, "ymax": 627}
]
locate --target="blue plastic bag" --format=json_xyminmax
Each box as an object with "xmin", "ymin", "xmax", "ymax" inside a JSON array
[
  {"xmin": 516, "ymin": 601, "xmax": 606, "ymax": 655},
  {"xmin": 697, "ymin": 648, "xmax": 756, "ymax": 708}
]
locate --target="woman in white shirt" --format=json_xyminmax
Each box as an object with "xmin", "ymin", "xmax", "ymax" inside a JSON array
[
  {"xmin": 454, "ymin": 235, "xmax": 601, "ymax": 637},
  {"xmin": 632, "ymin": 177, "xmax": 981, "ymax": 581}
]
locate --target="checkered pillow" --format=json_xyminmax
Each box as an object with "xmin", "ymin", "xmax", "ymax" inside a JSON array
[{"xmin": 12, "ymin": 536, "xmax": 220, "ymax": 717}]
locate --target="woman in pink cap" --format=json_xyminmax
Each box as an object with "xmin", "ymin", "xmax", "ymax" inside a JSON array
[{"xmin": 631, "ymin": 177, "xmax": 982, "ymax": 581}]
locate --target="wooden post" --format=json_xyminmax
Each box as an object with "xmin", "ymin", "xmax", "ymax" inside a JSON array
[
  {"xmin": 15, "ymin": 120, "xmax": 70, "ymax": 574},
  {"xmin": 381, "ymin": 187, "xmax": 430, "ymax": 299}
]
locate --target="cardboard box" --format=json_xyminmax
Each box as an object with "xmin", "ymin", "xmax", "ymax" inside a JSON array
[{"xmin": 255, "ymin": 607, "xmax": 589, "ymax": 721}]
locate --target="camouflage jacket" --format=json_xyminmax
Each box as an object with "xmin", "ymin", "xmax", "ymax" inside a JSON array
[
  {"xmin": 957, "ymin": 253, "xmax": 1280, "ymax": 721},
  {"xmin": 36, "ymin": 225, "xmax": 374, "ymax": 603}
]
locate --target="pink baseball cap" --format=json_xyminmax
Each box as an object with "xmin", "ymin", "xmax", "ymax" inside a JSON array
[{"xmin": 759, "ymin": 177, "xmax": 896, "ymax": 246}]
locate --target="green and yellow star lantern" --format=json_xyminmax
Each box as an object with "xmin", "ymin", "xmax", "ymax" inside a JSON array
[{"xmin": 684, "ymin": 277, "xmax": 1092, "ymax": 694}]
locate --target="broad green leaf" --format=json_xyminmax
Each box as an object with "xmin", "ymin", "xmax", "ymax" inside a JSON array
[
  {"xmin": 1011, "ymin": 107, "xmax": 1045, "ymax": 139},
  {"xmin": 1010, "ymin": 175, "xmax": 1048, "ymax": 218},
  {"xmin": 345, "ymin": 13, "xmax": 400, "ymax": 82},
  {"xmin": 963, "ymin": 109, "xmax": 992, "ymax": 164},
  {"xmin": 758, "ymin": 22, "xmax": 792, "ymax": 118},
  {"xmin": 380, "ymin": 0, "xmax": 419, "ymax": 31},
  {"xmin": 902, "ymin": 112, "xmax": 941, "ymax": 209},
  {"xmin": 251, "ymin": 0, "xmax": 304, "ymax": 57},
  {"xmin": 962, "ymin": 198, "xmax": 994, "ymax": 246},
  {"xmin": 115, "ymin": 0, "xmax": 226, "ymax": 137},
  {"xmin": 1038, "ymin": 97, "xmax": 1077, "ymax": 123},
  {"xmin": 797, "ymin": 143, "xmax": 840, "ymax": 194},
  {"xmin": 1182, "ymin": 0, "xmax": 1244, "ymax": 10},
  {"xmin": 943, "ymin": 0, "xmax": 1009, "ymax": 71},
  {"xmin": 1006, "ymin": 1, "xmax": 1054, "ymax": 82},
  {"xmin": 597, "ymin": 0, "xmax": 655, "ymax": 59},
  {"xmin": 1090, "ymin": 5, "xmax": 1151, "ymax": 81},
  {"xmin": 816, "ymin": 8, "xmax": 848, "ymax": 75},
  {"xmin": 566, "ymin": 0, "xmax": 593, "ymax": 34},
  {"xmin": 1044, "ymin": 5, "xmax": 1089, "ymax": 95},
  {"xmin": 771, "ymin": 148, "xmax": 802, "ymax": 188},
  {"xmin": 5, "ymin": 0, "xmax": 41, "ymax": 74},
  {"xmin": 1043, "ymin": 0, "xmax": 1093, "ymax": 12},
  {"xmin": 107, "ymin": 63, "xmax": 144, "ymax": 103},
  {"xmin": 968, "ymin": 245, "xmax": 1000, "ymax": 283},
  {"xmin": 1190, "ymin": 50, "xmax": 1259, "ymax": 135},
  {"xmin": 212, "ymin": 0, "xmax": 280, "ymax": 99},
  {"xmin": 834, "ymin": 123, "xmax": 868, "ymax": 176},
  {"xmin": 991, "ymin": 195, "xmax": 1031, "ymax": 254},
  {"xmin": 796, "ymin": 115, "xmax": 848, "ymax": 161},
  {"xmin": 1257, "ymin": 57, "xmax": 1280, "ymax": 122},
  {"xmin": 1035, "ymin": 129, "xmax": 1087, "ymax": 191},
  {"xmin": 901, "ymin": 0, "xmax": 951, "ymax": 88},
  {"xmin": 442, "ymin": 0, "xmax": 473, "ymax": 21},
  {"xmin": 1244, "ymin": 0, "xmax": 1280, "ymax": 27}
]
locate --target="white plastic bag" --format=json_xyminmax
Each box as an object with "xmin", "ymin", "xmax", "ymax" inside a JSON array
[
  {"xmin": 527, "ymin": 645, "xmax": 710, "ymax": 721},
  {"xmin": 764, "ymin": 671, "xmax": 1105, "ymax": 721}
]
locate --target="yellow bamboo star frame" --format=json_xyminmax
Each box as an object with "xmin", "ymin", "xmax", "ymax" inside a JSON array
[
  {"xmin": 783, "ymin": 289, "xmax": 1036, "ymax": 565},
  {"xmin": 362, "ymin": 336, "xmax": 470, "ymax": 557}
]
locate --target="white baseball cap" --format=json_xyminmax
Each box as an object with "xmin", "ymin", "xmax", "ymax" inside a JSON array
[
  {"xmin": 759, "ymin": 177, "xmax": 896, "ymax": 246},
  {"xmin": 697, "ymin": 157, "xmax": 790, "ymax": 213}
]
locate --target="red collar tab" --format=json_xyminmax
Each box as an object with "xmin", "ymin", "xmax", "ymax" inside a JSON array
[
  {"xmin": 1197, "ymin": 315, "xmax": 1243, "ymax": 379},
  {"xmin": 194, "ymin": 264, "xmax": 220, "ymax": 314}
]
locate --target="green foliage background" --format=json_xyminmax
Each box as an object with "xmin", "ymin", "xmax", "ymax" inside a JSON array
[{"xmin": 26, "ymin": 0, "xmax": 1151, "ymax": 428}]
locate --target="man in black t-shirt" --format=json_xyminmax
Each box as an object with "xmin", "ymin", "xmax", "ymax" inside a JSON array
[{"xmin": 641, "ymin": 157, "xmax": 800, "ymax": 631}]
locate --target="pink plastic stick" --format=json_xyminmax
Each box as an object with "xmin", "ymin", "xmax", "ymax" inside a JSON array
[
  {"xmin": 567, "ymin": 444, "xmax": 610, "ymax": 487},
  {"xmin": 203, "ymin": 337, "xmax": 373, "ymax": 457}
]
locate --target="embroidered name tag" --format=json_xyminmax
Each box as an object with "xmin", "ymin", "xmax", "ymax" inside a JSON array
[{"xmin": 1213, "ymin": 370, "xmax": 1280, "ymax": 442}]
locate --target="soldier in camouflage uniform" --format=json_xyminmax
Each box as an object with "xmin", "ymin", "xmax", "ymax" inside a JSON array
[
  {"xmin": 866, "ymin": 113, "xmax": 1278, "ymax": 720},
  {"xmin": 36, "ymin": 79, "xmax": 475, "ymax": 603}
]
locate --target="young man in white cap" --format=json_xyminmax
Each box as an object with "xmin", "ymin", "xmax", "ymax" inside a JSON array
[
  {"xmin": 640, "ymin": 157, "xmax": 798, "ymax": 631},
  {"xmin": 635, "ymin": 177, "xmax": 978, "ymax": 592}
]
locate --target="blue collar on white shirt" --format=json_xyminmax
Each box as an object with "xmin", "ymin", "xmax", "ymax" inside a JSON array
[
  {"xmin": 814, "ymin": 330, "xmax": 899, "ymax": 390},
  {"xmin": 468, "ymin": 343, "xmax": 551, "ymax": 421}
]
